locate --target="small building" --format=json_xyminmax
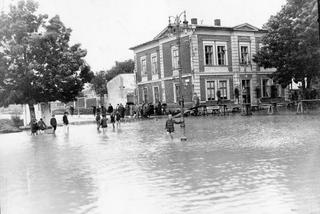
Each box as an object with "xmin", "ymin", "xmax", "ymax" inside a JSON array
[
  {"xmin": 107, "ymin": 73, "xmax": 135, "ymax": 106},
  {"xmin": 130, "ymin": 18, "xmax": 286, "ymax": 109}
]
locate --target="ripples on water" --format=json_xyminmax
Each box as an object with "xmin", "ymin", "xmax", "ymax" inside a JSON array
[{"xmin": 0, "ymin": 115, "xmax": 320, "ymax": 214}]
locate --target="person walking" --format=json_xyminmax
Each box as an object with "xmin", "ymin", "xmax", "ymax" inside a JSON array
[
  {"xmin": 37, "ymin": 118, "xmax": 47, "ymax": 134},
  {"xmin": 115, "ymin": 110, "xmax": 121, "ymax": 128},
  {"xmin": 50, "ymin": 114, "xmax": 57, "ymax": 134},
  {"xmin": 62, "ymin": 112, "xmax": 69, "ymax": 133},
  {"xmin": 31, "ymin": 119, "xmax": 39, "ymax": 135},
  {"xmin": 101, "ymin": 105, "xmax": 107, "ymax": 117},
  {"xmin": 110, "ymin": 111, "xmax": 115, "ymax": 129},
  {"xmin": 69, "ymin": 106, "xmax": 75, "ymax": 116},
  {"xmin": 107, "ymin": 104, "xmax": 113, "ymax": 114},
  {"xmin": 96, "ymin": 112, "xmax": 101, "ymax": 130},
  {"xmin": 165, "ymin": 114, "xmax": 183, "ymax": 139},
  {"xmin": 100, "ymin": 115, "xmax": 108, "ymax": 132}
]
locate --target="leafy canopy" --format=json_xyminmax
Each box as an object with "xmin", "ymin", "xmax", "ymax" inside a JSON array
[
  {"xmin": 0, "ymin": 0, "xmax": 94, "ymax": 107},
  {"xmin": 253, "ymin": 0, "xmax": 320, "ymax": 88}
]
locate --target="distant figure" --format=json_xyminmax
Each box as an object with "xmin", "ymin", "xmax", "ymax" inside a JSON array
[
  {"xmin": 107, "ymin": 104, "xmax": 113, "ymax": 114},
  {"xmin": 100, "ymin": 115, "xmax": 108, "ymax": 131},
  {"xmin": 31, "ymin": 119, "xmax": 39, "ymax": 135},
  {"xmin": 118, "ymin": 104, "xmax": 125, "ymax": 118},
  {"xmin": 50, "ymin": 114, "xmax": 57, "ymax": 134},
  {"xmin": 96, "ymin": 106, "xmax": 101, "ymax": 115},
  {"xmin": 69, "ymin": 106, "xmax": 75, "ymax": 116},
  {"xmin": 192, "ymin": 93, "xmax": 200, "ymax": 116},
  {"xmin": 37, "ymin": 118, "xmax": 47, "ymax": 133},
  {"xmin": 101, "ymin": 105, "xmax": 107, "ymax": 117},
  {"xmin": 115, "ymin": 111, "xmax": 121, "ymax": 128},
  {"xmin": 96, "ymin": 112, "xmax": 101, "ymax": 130},
  {"xmin": 165, "ymin": 114, "xmax": 183, "ymax": 139},
  {"xmin": 92, "ymin": 106, "xmax": 97, "ymax": 117},
  {"xmin": 62, "ymin": 112, "xmax": 69, "ymax": 133},
  {"xmin": 110, "ymin": 112, "xmax": 115, "ymax": 129}
]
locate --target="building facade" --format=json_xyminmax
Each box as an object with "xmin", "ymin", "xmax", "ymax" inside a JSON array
[{"xmin": 130, "ymin": 19, "xmax": 283, "ymax": 109}]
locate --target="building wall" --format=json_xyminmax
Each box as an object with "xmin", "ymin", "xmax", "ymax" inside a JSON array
[{"xmin": 107, "ymin": 74, "xmax": 135, "ymax": 106}]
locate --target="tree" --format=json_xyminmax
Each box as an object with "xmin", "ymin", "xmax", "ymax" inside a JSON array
[
  {"xmin": 105, "ymin": 59, "xmax": 134, "ymax": 81},
  {"xmin": 253, "ymin": 0, "xmax": 320, "ymax": 89},
  {"xmin": 0, "ymin": 0, "xmax": 93, "ymax": 121},
  {"xmin": 91, "ymin": 71, "xmax": 108, "ymax": 105}
]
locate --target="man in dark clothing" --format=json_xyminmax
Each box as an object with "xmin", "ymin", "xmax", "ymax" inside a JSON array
[
  {"xmin": 107, "ymin": 104, "xmax": 113, "ymax": 114},
  {"xmin": 50, "ymin": 114, "xmax": 57, "ymax": 134},
  {"xmin": 101, "ymin": 105, "xmax": 107, "ymax": 117},
  {"xmin": 92, "ymin": 106, "xmax": 96, "ymax": 117},
  {"xmin": 165, "ymin": 114, "xmax": 183, "ymax": 139}
]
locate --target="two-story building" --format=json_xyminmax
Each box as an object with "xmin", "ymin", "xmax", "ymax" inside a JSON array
[{"xmin": 130, "ymin": 18, "xmax": 283, "ymax": 110}]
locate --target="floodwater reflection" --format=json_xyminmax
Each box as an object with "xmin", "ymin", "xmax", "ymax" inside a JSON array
[{"xmin": 0, "ymin": 114, "xmax": 320, "ymax": 214}]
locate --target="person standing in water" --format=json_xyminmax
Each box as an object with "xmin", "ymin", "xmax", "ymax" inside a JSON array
[
  {"xmin": 165, "ymin": 114, "xmax": 183, "ymax": 139},
  {"xmin": 62, "ymin": 112, "xmax": 69, "ymax": 133},
  {"xmin": 50, "ymin": 114, "xmax": 57, "ymax": 134}
]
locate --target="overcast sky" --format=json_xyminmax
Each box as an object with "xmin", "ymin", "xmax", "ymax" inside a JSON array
[{"xmin": 1, "ymin": 0, "xmax": 286, "ymax": 72}]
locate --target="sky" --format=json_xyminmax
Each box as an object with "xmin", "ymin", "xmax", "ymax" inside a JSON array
[{"xmin": 1, "ymin": 0, "xmax": 287, "ymax": 72}]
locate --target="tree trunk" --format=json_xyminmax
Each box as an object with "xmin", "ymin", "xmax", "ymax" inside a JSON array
[
  {"xmin": 100, "ymin": 94, "xmax": 104, "ymax": 106},
  {"xmin": 28, "ymin": 103, "xmax": 36, "ymax": 123}
]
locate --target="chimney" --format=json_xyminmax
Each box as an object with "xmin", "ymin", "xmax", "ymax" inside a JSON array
[
  {"xmin": 214, "ymin": 19, "xmax": 221, "ymax": 26},
  {"xmin": 191, "ymin": 18, "xmax": 198, "ymax": 25}
]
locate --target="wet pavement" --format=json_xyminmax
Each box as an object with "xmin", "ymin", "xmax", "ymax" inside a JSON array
[{"xmin": 0, "ymin": 114, "xmax": 320, "ymax": 214}]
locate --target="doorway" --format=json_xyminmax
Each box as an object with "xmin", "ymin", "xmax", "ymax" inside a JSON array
[{"xmin": 242, "ymin": 79, "xmax": 251, "ymax": 104}]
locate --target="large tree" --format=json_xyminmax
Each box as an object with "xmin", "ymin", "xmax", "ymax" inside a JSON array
[
  {"xmin": 91, "ymin": 70, "xmax": 108, "ymax": 105},
  {"xmin": 254, "ymin": 0, "xmax": 320, "ymax": 88},
  {"xmin": 0, "ymin": 0, "xmax": 93, "ymax": 120}
]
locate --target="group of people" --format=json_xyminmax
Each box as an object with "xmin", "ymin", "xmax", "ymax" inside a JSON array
[
  {"xmin": 30, "ymin": 112, "xmax": 69, "ymax": 135},
  {"xmin": 95, "ymin": 104, "xmax": 123, "ymax": 130}
]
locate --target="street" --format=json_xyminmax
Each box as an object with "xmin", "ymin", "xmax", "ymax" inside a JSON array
[{"xmin": 0, "ymin": 115, "xmax": 320, "ymax": 214}]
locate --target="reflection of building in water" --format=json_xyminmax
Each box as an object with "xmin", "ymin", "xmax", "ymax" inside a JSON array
[{"xmin": 130, "ymin": 18, "xmax": 287, "ymax": 110}]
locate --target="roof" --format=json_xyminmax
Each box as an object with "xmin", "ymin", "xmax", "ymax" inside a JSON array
[{"xmin": 130, "ymin": 23, "xmax": 266, "ymax": 51}]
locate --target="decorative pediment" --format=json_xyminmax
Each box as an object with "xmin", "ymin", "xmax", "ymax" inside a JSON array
[
  {"xmin": 153, "ymin": 27, "xmax": 169, "ymax": 40},
  {"xmin": 233, "ymin": 23, "xmax": 260, "ymax": 32}
]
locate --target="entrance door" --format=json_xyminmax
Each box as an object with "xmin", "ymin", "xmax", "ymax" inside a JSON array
[{"xmin": 242, "ymin": 79, "xmax": 251, "ymax": 104}]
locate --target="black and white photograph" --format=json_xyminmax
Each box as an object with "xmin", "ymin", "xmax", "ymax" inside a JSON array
[{"xmin": 0, "ymin": 0, "xmax": 320, "ymax": 213}]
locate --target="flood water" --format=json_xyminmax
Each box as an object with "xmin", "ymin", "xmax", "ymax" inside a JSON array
[{"xmin": 0, "ymin": 114, "xmax": 320, "ymax": 214}]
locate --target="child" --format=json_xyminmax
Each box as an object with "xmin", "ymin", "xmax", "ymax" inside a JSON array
[
  {"xmin": 115, "ymin": 110, "xmax": 121, "ymax": 128},
  {"xmin": 100, "ymin": 115, "xmax": 108, "ymax": 131},
  {"xmin": 50, "ymin": 114, "xmax": 57, "ymax": 134},
  {"xmin": 165, "ymin": 114, "xmax": 182, "ymax": 139},
  {"xmin": 96, "ymin": 112, "xmax": 101, "ymax": 130},
  {"xmin": 110, "ymin": 112, "xmax": 115, "ymax": 129},
  {"xmin": 31, "ymin": 119, "xmax": 39, "ymax": 135}
]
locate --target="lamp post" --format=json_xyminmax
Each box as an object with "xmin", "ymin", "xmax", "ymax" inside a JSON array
[
  {"xmin": 168, "ymin": 11, "xmax": 191, "ymax": 141},
  {"xmin": 241, "ymin": 52, "xmax": 252, "ymax": 116}
]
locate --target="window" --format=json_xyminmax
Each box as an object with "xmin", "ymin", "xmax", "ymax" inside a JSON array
[
  {"xmin": 204, "ymin": 45, "xmax": 214, "ymax": 65},
  {"xmin": 172, "ymin": 47, "xmax": 179, "ymax": 69},
  {"xmin": 153, "ymin": 86, "xmax": 160, "ymax": 103},
  {"xmin": 217, "ymin": 46, "xmax": 226, "ymax": 65},
  {"xmin": 141, "ymin": 57, "xmax": 147, "ymax": 76},
  {"xmin": 143, "ymin": 87, "xmax": 148, "ymax": 103},
  {"xmin": 219, "ymin": 80, "xmax": 228, "ymax": 99},
  {"xmin": 206, "ymin": 81, "xmax": 215, "ymax": 101},
  {"xmin": 174, "ymin": 84, "xmax": 180, "ymax": 103},
  {"xmin": 151, "ymin": 54, "xmax": 158, "ymax": 75},
  {"xmin": 240, "ymin": 46, "xmax": 249, "ymax": 64}
]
